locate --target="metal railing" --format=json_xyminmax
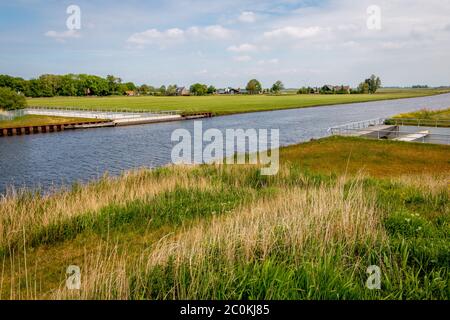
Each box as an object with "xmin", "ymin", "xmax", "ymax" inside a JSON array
[
  {"xmin": 0, "ymin": 109, "xmax": 26, "ymax": 121},
  {"xmin": 28, "ymin": 106, "xmax": 181, "ymax": 116},
  {"xmin": 25, "ymin": 108, "xmax": 182, "ymax": 121},
  {"xmin": 385, "ymin": 118, "xmax": 450, "ymax": 128},
  {"xmin": 327, "ymin": 118, "xmax": 387, "ymax": 135},
  {"xmin": 328, "ymin": 121, "xmax": 450, "ymax": 145}
]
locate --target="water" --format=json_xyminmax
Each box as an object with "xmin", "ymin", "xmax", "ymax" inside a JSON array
[{"xmin": 1, "ymin": 93, "xmax": 450, "ymax": 194}]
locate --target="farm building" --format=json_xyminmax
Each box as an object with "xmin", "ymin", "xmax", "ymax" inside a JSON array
[{"xmin": 176, "ymin": 87, "xmax": 190, "ymax": 96}]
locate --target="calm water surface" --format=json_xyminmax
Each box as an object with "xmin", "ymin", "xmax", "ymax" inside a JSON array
[{"xmin": 1, "ymin": 93, "xmax": 450, "ymax": 194}]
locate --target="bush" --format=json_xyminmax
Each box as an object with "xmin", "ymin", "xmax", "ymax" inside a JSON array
[{"xmin": 0, "ymin": 87, "xmax": 27, "ymax": 110}]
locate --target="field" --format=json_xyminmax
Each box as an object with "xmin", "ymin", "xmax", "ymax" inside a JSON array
[
  {"xmin": 0, "ymin": 115, "xmax": 107, "ymax": 129},
  {"xmin": 1, "ymin": 136, "xmax": 449, "ymax": 300},
  {"xmin": 389, "ymin": 108, "xmax": 450, "ymax": 127},
  {"xmin": 26, "ymin": 88, "xmax": 450, "ymax": 116}
]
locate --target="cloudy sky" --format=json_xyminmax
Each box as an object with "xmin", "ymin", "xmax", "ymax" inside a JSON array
[{"xmin": 1, "ymin": 0, "xmax": 450, "ymax": 88}]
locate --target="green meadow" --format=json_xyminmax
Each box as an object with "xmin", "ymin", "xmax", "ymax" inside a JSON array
[
  {"xmin": 27, "ymin": 88, "xmax": 450, "ymax": 115},
  {"xmin": 0, "ymin": 115, "xmax": 106, "ymax": 129},
  {"xmin": 388, "ymin": 107, "xmax": 450, "ymax": 127},
  {"xmin": 0, "ymin": 136, "xmax": 449, "ymax": 300}
]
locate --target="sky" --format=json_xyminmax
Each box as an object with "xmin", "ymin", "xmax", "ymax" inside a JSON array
[{"xmin": 1, "ymin": 0, "xmax": 450, "ymax": 88}]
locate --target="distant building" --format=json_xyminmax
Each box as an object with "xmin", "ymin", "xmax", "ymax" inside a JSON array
[
  {"xmin": 217, "ymin": 87, "xmax": 242, "ymax": 95},
  {"xmin": 320, "ymin": 85, "xmax": 351, "ymax": 94},
  {"xmin": 334, "ymin": 85, "xmax": 351, "ymax": 93},
  {"xmin": 176, "ymin": 87, "xmax": 190, "ymax": 96},
  {"xmin": 125, "ymin": 90, "xmax": 136, "ymax": 96},
  {"xmin": 321, "ymin": 85, "xmax": 334, "ymax": 92}
]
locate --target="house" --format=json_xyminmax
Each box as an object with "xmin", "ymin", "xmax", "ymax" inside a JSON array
[
  {"xmin": 217, "ymin": 87, "xmax": 240, "ymax": 95},
  {"xmin": 227, "ymin": 87, "xmax": 240, "ymax": 95},
  {"xmin": 334, "ymin": 85, "xmax": 351, "ymax": 93},
  {"xmin": 125, "ymin": 90, "xmax": 135, "ymax": 96},
  {"xmin": 320, "ymin": 85, "xmax": 351, "ymax": 94},
  {"xmin": 176, "ymin": 87, "xmax": 190, "ymax": 96},
  {"xmin": 321, "ymin": 85, "xmax": 334, "ymax": 93}
]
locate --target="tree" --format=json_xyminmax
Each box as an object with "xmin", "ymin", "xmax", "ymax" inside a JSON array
[
  {"xmin": 0, "ymin": 73, "xmax": 140, "ymax": 97},
  {"xmin": 190, "ymin": 83, "xmax": 208, "ymax": 96},
  {"xmin": 359, "ymin": 75, "xmax": 381, "ymax": 94},
  {"xmin": 297, "ymin": 87, "xmax": 314, "ymax": 94},
  {"xmin": 106, "ymin": 75, "xmax": 122, "ymax": 95},
  {"xmin": 59, "ymin": 74, "xmax": 78, "ymax": 96},
  {"xmin": 271, "ymin": 80, "xmax": 284, "ymax": 93},
  {"xmin": 166, "ymin": 84, "xmax": 178, "ymax": 96},
  {"xmin": 357, "ymin": 82, "xmax": 370, "ymax": 94},
  {"xmin": 207, "ymin": 85, "xmax": 216, "ymax": 95},
  {"xmin": 246, "ymin": 79, "xmax": 262, "ymax": 94},
  {"xmin": 138, "ymin": 84, "xmax": 150, "ymax": 95},
  {"xmin": 0, "ymin": 87, "xmax": 27, "ymax": 110}
]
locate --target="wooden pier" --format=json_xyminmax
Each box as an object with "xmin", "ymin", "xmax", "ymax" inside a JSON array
[{"xmin": 182, "ymin": 112, "xmax": 214, "ymax": 119}]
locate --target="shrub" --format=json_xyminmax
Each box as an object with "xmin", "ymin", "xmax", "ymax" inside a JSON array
[{"xmin": 0, "ymin": 87, "xmax": 27, "ymax": 110}]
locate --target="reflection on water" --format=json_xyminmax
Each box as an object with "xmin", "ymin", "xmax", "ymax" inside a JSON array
[{"xmin": 1, "ymin": 93, "xmax": 450, "ymax": 193}]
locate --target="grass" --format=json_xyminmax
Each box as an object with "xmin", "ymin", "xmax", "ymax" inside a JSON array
[
  {"xmin": 0, "ymin": 115, "xmax": 107, "ymax": 129},
  {"xmin": 26, "ymin": 88, "xmax": 450, "ymax": 116},
  {"xmin": 0, "ymin": 136, "xmax": 448, "ymax": 300},
  {"xmin": 388, "ymin": 108, "xmax": 450, "ymax": 127}
]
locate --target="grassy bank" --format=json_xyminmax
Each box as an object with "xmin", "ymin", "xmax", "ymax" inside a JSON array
[
  {"xmin": 0, "ymin": 115, "xmax": 107, "ymax": 129},
  {"xmin": 26, "ymin": 88, "xmax": 450, "ymax": 116},
  {"xmin": 388, "ymin": 108, "xmax": 450, "ymax": 127},
  {"xmin": 0, "ymin": 136, "xmax": 448, "ymax": 300}
]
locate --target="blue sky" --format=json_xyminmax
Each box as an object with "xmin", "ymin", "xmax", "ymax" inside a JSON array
[{"xmin": 1, "ymin": 0, "xmax": 450, "ymax": 88}]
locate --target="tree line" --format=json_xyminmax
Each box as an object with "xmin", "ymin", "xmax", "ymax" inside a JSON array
[
  {"xmin": 0, "ymin": 74, "xmax": 138, "ymax": 98},
  {"xmin": 0, "ymin": 73, "xmax": 382, "ymax": 111}
]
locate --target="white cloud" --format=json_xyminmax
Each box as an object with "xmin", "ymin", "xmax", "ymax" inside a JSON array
[
  {"xmin": 263, "ymin": 26, "xmax": 322, "ymax": 40},
  {"xmin": 127, "ymin": 25, "xmax": 233, "ymax": 47},
  {"xmin": 233, "ymin": 55, "xmax": 252, "ymax": 62},
  {"xmin": 201, "ymin": 25, "xmax": 233, "ymax": 39},
  {"xmin": 127, "ymin": 28, "xmax": 185, "ymax": 46},
  {"xmin": 257, "ymin": 58, "xmax": 279, "ymax": 65},
  {"xmin": 227, "ymin": 43, "xmax": 257, "ymax": 52},
  {"xmin": 238, "ymin": 11, "xmax": 256, "ymax": 23},
  {"xmin": 381, "ymin": 42, "xmax": 407, "ymax": 50},
  {"xmin": 45, "ymin": 30, "xmax": 81, "ymax": 42}
]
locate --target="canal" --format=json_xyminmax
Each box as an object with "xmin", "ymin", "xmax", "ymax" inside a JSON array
[{"xmin": 1, "ymin": 93, "xmax": 450, "ymax": 194}]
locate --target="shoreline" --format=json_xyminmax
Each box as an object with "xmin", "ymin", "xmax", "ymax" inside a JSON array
[{"xmin": 1, "ymin": 135, "xmax": 449, "ymax": 197}]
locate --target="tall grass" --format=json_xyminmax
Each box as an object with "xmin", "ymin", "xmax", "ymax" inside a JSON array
[{"xmin": 0, "ymin": 140, "xmax": 448, "ymax": 300}]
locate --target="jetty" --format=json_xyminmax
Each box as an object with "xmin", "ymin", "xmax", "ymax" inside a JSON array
[
  {"xmin": 0, "ymin": 108, "xmax": 214, "ymax": 137},
  {"xmin": 328, "ymin": 118, "xmax": 450, "ymax": 145},
  {"xmin": 394, "ymin": 130, "xmax": 430, "ymax": 142}
]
